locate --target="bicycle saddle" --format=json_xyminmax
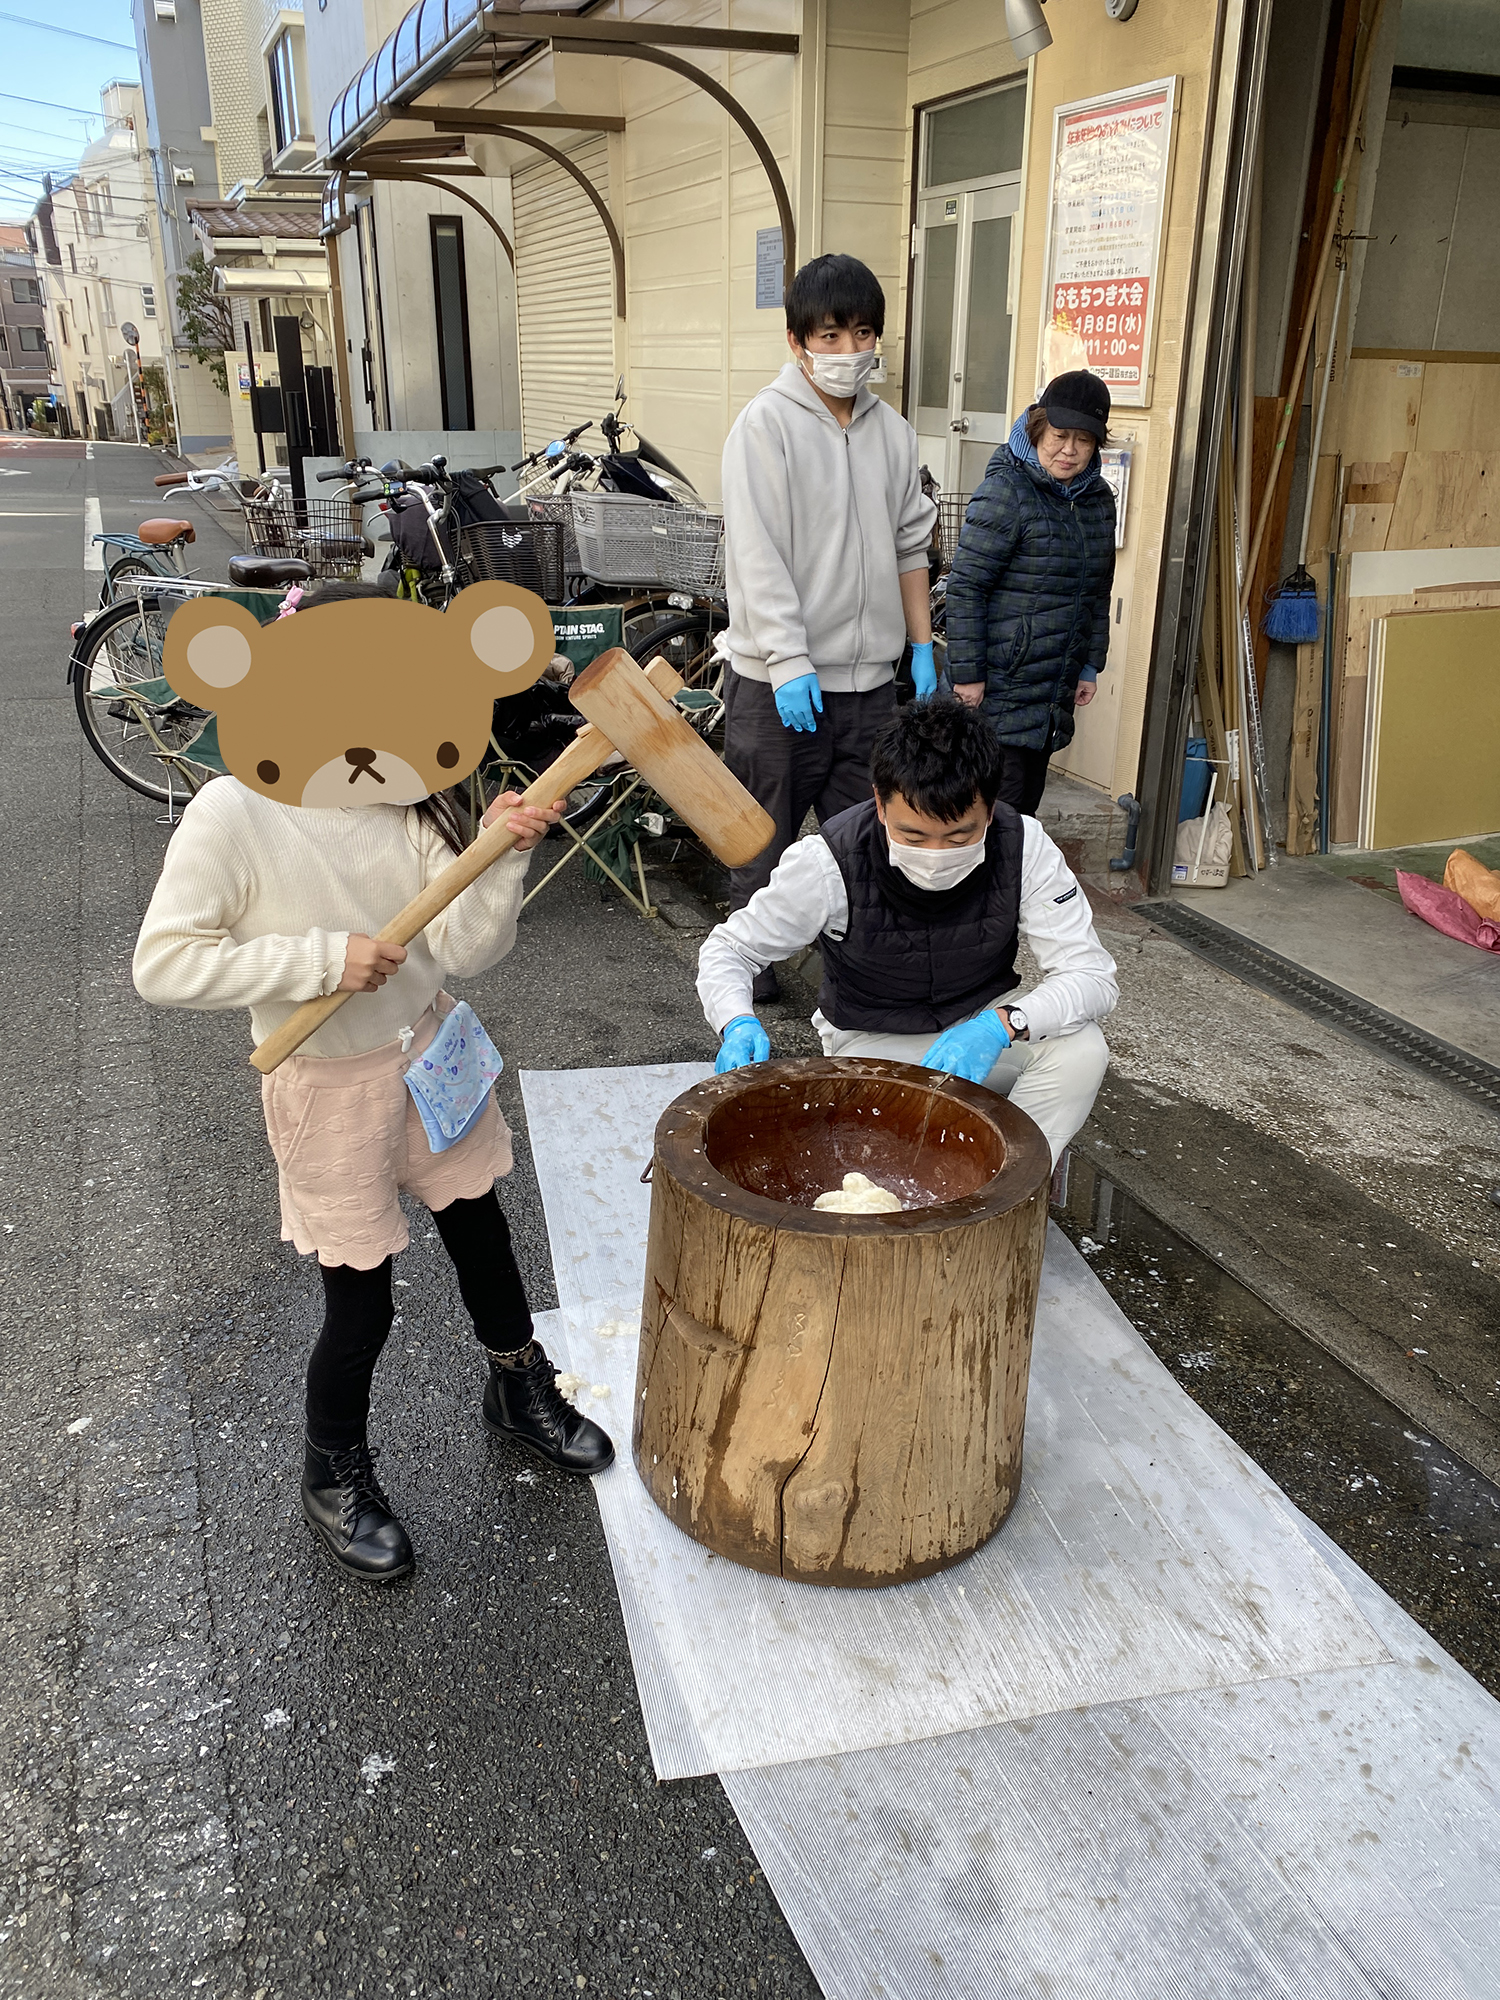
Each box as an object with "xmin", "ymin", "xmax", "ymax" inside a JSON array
[
  {"xmin": 137, "ymin": 518, "xmax": 195, "ymax": 544},
  {"xmin": 227, "ymin": 555, "xmax": 313, "ymax": 587}
]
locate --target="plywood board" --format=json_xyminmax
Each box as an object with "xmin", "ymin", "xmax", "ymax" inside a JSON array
[
  {"xmin": 1386, "ymin": 450, "xmax": 1497, "ymax": 549},
  {"xmin": 1361, "ymin": 606, "xmax": 1500, "ymax": 847},
  {"xmin": 1341, "ymin": 502, "xmax": 1393, "ymax": 552},
  {"xmin": 1341, "ymin": 357, "xmax": 1424, "ymax": 463},
  {"xmin": 1332, "ymin": 579, "xmax": 1500, "ymax": 844},
  {"xmin": 1413, "ymin": 362, "xmax": 1500, "ymax": 455},
  {"xmin": 1345, "ymin": 454, "xmax": 1404, "ymax": 506}
]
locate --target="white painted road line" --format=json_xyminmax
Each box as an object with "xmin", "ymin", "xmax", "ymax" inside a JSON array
[
  {"xmin": 84, "ymin": 496, "xmax": 104, "ymax": 571},
  {"xmin": 85, "ymin": 440, "xmax": 94, "ymax": 461}
]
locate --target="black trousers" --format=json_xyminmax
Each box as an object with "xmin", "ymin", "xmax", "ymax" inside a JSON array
[
  {"xmin": 723, "ymin": 672, "xmax": 897, "ymax": 908},
  {"xmin": 305, "ymin": 1190, "xmax": 533, "ymax": 1450},
  {"xmin": 995, "ymin": 744, "xmax": 1053, "ymax": 819}
]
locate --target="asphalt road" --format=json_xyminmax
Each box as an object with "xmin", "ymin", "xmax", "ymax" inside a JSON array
[{"xmin": 0, "ymin": 442, "xmax": 820, "ymax": 1999}]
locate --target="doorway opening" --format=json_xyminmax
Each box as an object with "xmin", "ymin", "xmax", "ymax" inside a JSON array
[{"xmin": 908, "ymin": 79, "xmax": 1026, "ymax": 495}]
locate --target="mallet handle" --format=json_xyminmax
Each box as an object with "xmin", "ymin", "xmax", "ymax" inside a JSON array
[{"xmin": 248, "ymin": 723, "xmax": 615, "ymax": 1074}]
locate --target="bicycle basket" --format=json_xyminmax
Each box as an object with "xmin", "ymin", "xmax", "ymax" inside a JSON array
[
  {"xmin": 243, "ymin": 495, "xmax": 369, "ymax": 578},
  {"xmin": 564, "ymin": 493, "xmax": 725, "ymax": 594},
  {"xmin": 526, "ymin": 495, "xmax": 582, "ymax": 578},
  {"xmin": 458, "ymin": 519, "xmax": 564, "ymax": 602},
  {"xmin": 655, "ymin": 509, "xmax": 725, "ymax": 595},
  {"xmin": 935, "ymin": 494, "xmax": 970, "ymax": 573}
]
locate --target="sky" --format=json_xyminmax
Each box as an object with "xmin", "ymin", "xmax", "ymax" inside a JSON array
[{"xmin": 0, "ymin": 2, "xmax": 141, "ymax": 225}]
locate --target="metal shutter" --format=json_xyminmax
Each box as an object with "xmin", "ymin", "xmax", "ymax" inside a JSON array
[{"xmin": 512, "ymin": 134, "xmax": 617, "ymax": 455}]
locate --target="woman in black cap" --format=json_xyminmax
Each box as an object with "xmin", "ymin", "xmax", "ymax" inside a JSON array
[{"xmin": 944, "ymin": 370, "xmax": 1116, "ymax": 816}]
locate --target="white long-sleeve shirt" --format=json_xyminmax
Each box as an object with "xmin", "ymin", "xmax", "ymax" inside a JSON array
[
  {"xmin": 133, "ymin": 778, "xmax": 531, "ymax": 1059},
  {"xmin": 697, "ymin": 817, "xmax": 1117, "ymax": 1043}
]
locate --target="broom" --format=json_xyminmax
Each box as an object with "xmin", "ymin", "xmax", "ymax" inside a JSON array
[{"xmin": 1263, "ymin": 260, "xmax": 1346, "ymax": 643}]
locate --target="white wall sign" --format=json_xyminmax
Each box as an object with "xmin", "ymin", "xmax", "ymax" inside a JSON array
[{"xmin": 1038, "ymin": 78, "xmax": 1177, "ymax": 408}]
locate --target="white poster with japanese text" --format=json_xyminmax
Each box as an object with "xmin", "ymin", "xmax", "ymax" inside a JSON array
[{"xmin": 1039, "ymin": 78, "xmax": 1177, "ymax": 408}]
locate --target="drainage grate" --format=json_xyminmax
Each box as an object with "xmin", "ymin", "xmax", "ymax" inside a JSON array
[{"xmin": 1139, "ymin": 900, "xmax": 1500, "ymax": 1114}]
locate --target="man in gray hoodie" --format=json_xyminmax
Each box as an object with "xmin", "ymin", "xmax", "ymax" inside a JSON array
[{"xmin": 721, "ymin": 254, "xmax": 937, "ymax": 998}]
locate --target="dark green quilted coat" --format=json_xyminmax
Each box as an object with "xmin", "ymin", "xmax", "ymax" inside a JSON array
[{"xmin": 945, "ymin": 442, "xmax": 1116, "ymax": 753}]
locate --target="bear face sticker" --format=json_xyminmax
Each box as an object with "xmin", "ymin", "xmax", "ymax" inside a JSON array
[{"xmin": 161, "ymin": 582, "xmax": 554, "ymax": 807}]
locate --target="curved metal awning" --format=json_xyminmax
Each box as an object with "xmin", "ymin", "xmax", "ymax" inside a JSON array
[{"xmin": 323, "ymin": 5, "xmax": 800, "ymax": 298}]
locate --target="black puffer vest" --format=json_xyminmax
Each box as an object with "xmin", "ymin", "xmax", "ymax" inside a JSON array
[{"xmin": 817, "ymin": 799, "xmax": 1024, "ymax": 1035}]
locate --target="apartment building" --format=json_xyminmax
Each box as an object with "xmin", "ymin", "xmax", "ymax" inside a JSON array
[
  {"xmin": 29, "ymin": 84, "xmax": 175, "ymax": 443},
  {"xmin": 0, "ymin": 226, "xmax": 51, "ymax": 430}
]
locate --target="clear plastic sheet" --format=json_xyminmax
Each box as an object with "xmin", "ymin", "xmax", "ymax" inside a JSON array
[
  {"xmin": 721, "ymin": 1524, "xmax": 1500, "ymax": 2000},
  {"xmin": 522, "ymin": 1067, "xmax": 1385, "ymax": 1778},
  {"xmin": 523, "ymin": 1064, "xmax": 1500, "ymax": 1998}
]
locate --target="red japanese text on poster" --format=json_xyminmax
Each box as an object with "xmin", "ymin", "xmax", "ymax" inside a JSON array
[{"xmin": 1039, "ymin": 79, "xmax": 1177, "ymax": 407}]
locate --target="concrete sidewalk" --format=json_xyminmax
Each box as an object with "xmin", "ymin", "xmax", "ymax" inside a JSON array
[{"xmin": 1173, "ymin": 858, "xmax": 1500, "ymax": 1067}]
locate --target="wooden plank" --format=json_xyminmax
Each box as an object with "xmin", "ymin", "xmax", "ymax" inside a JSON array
[
  {"xmin": 1341, "ymin": 501, "xmax": 1393, "ymax": 551},
  {"xmin": 1386, "ymin": 451, "xmax": 1492, "ymax": 549},
  {"xmin": 1286, "ymin": 638, "xmax": 1322, "ymax": 855},
  {"xmin": 1340, "ymin": 357, "xmax": 1424, "ymax": 463},
  {"xmin": 1412, "ymin": 363, "xmax": 1500, "ymax": 455},
  {"xmin": 1345, "ymin": 453, "xmax": 1405, "ymax": 506}
]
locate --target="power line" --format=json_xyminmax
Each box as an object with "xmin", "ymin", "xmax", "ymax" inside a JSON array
[
  {"xmin": 0, "ymin": 91, "xmax": 106, "ymax": 120},
  {"xmin": 0, "ymin": 12, "xmax": 137, "ymax": 52}
]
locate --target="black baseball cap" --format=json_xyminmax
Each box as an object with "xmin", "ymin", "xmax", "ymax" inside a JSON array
[{"xmin": 1040, "ymin": 370, "xmax": 1110, "ymax": 442}]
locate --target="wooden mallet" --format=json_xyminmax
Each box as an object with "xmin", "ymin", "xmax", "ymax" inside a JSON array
[{"xmin": 249, "ymin": 649, "xmax": 772, "ymax": 1073}]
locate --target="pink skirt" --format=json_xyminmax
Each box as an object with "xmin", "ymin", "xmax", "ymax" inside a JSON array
[{"xmin": 260, "ymin": 998, "xmax": 513, "ymax": 1268}]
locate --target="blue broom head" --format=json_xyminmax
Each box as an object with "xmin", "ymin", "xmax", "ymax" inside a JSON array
[{"xmin": 1263, "ymin": 564, "xmax": 1321, "ymax": 643}]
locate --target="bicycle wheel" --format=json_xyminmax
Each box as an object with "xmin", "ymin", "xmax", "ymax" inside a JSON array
[
  {"xmin": 99, "ymin": 554, "xmax": 158, "ymax": 609},
  {"xmin": 625, "ymin": 608, "xmax": 726, "ymax": 689},
  {"xmin": 72, "ymin": 600, "xmax": 214, "ymax": 804}
]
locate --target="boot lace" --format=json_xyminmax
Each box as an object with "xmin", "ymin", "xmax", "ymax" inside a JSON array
[
  {"xmin": 325, "ymin": 1441, "xmax": 390, "ymax": 1526},
  {"xmin": 514, "ymin": 1347, "xmax": 579, "ymax": 1431}
]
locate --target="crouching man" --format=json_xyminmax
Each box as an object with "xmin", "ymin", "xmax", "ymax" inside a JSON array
[{"xmin": 696, "ymin": 699, "xmax": 1117, "ymax": 1165}]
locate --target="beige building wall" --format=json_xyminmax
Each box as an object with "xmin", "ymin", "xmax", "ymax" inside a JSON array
[{"xmin": 890, "ymin": 0, "xmax": 1223, "ymax": 799}]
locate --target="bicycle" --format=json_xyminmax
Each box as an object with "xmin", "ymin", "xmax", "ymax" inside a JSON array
[{"xmin": 69, "ymin": 556, "xmax": 310, "ymax": 806}]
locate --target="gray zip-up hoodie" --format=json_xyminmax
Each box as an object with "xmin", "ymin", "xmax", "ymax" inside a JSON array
[{"xmin": 721, "ymin": 363, "xmax": 936, "ymax": 693}]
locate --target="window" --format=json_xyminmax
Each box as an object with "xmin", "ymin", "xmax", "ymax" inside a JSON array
[
  {"xmin": 17, "ymin": 326, "xmax": 45, "ymax": 351},
  {"xmin": 59, "ymin": 309, "xmax": 69, "ymax": 347},
  {"xmin": 101, "ymin": 280, "xmax": 116, "ymax": 326},
  {"xmin": 429, "ymin": 215, "xmax": 474, "ymax": 431},
  {"xmin": 141, "ymin": 283, "xmax": 156, "ymax": 319},
  {"xmin": 81, "ymin": 333, "xmax": 89, "ymax": 355},
  {"xmin": 922, "ymin": 85, "xmax": 1026, "ymax": 189},
  {"xmin": 0, "ymin": 327, "xmax": 7, "ymax": 353},
  {"xmin": 68, "ymin": 244, "xmax": 77, "ymax": 274},
  {"xmin": 268, "ymin": 29, "xmax": 302, "ymax": 154},
  {"xmin": 10, "ymin": 277, "xmax": 40, "ymax": 304}
]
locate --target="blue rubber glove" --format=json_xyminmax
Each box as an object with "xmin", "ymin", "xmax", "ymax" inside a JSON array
[
  {"xmin": 774, "ymin": 673, "xmax": 823, "ymax": 733},
  {"xmin": 920, "ymin": 1008, "xmax": 1011, "ymax": 1086},
  {"xmin": 909, "ymin": 640, "xmax": 937, "ymax": 700},
  {"xmin": 716, "ymin": 1014, "xmax": 771, "ymax": 1074}
]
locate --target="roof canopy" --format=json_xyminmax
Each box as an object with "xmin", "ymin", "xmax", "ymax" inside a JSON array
[{"xmin": 327, "ymin": 1, "xmax": 596, "ymax": 159}]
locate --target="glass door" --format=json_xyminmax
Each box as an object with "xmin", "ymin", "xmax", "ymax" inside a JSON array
[{"xmin": 910, "ymin": 83, "xmax": 1026, "ymax": 494}]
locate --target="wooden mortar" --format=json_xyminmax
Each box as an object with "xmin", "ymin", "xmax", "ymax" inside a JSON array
[{"xmin": 633, "ymin": 1057, "xmax": 1051, "ymax": 1587}]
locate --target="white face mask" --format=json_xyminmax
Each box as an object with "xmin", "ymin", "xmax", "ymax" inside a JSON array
[
  {"xmin": 802, "ymin": 348, "xmax": 880, "ymax": 398},
  {"xmin": 885, "ymin": 831, "xmax": 987, "ymax": 891}
]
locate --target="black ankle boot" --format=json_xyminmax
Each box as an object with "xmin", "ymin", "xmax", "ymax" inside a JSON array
[
  {"xmin": 301, "ymin": 1437, "xmax": 414, "ymax": 1582},
  {"xmin": 482, "ymin": 1341, "xmax": 615, "ymax": 1475}
]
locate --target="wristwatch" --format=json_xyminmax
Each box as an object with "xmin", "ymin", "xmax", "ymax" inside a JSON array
[{"xmin": 1002, "ymin": 1005, "xmax": 1029, "ymax": 1041}]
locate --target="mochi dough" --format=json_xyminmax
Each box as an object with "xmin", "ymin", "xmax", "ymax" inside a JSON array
[{"xmin": 812, "ymin": 1171, "xmax": 903, "ymax": 1215}]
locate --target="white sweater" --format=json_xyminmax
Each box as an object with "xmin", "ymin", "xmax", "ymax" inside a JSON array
[{"xmin": 133, "ymin": 779, "xmax": 532, "ymax": 1059}]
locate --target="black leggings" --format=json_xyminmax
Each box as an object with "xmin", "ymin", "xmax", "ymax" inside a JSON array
[{"xmin": 304, "ymin": 1190, "xmax": 534, "ymax": 1450}]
